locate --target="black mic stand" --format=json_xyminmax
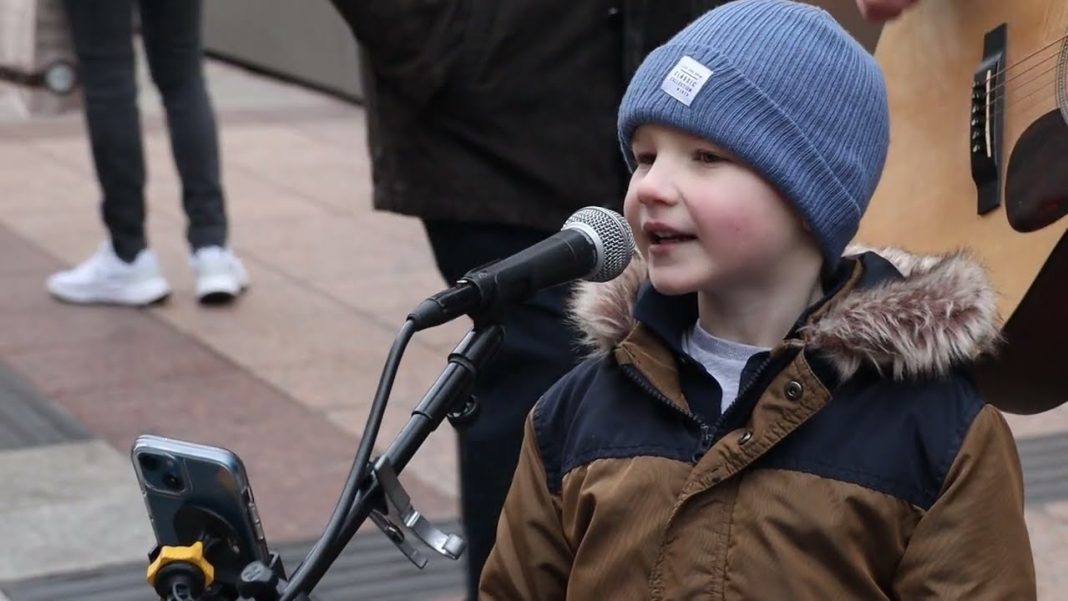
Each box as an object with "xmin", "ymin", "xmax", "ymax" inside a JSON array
[{"xmin": 231, "ymin": 319, "xmax": 504, "ymax": 601}]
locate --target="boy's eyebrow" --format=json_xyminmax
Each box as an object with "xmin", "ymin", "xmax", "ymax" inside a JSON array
[
  {"xmin": 696, "ymin": 140, "xmax": 734, "ymax": 159},
  {"xmin": 692, "ymin": 137, "xmax": 724, "ymax": 152}
]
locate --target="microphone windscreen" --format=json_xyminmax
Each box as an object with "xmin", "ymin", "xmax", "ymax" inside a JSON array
[{"xmin": 563, "ymin": 207, "xmax": 635, "ymax": 282}]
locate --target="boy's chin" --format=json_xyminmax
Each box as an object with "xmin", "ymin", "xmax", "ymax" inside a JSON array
[{"xmin": 648, "ymin": 275, "xmax": 701, "ymax": 297}]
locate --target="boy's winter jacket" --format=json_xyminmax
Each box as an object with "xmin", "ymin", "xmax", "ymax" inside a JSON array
[{"xmin": 480, "ymin": 248, "xmax": 1035, "ymax": 600}]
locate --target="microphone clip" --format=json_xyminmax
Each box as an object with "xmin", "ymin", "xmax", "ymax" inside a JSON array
[
  {"xmin": 407, "ymin": 285, "xmax": 481, "ymax": 331},
  {"xmin": 368, "ymin": 456, "xmax": 467, "ymax": 568}
]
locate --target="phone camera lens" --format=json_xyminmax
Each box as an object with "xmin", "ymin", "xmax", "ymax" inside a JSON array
[
  {"xmin": 162, "ymin": 473, "xmax": 183, "ymax": 491},
  {"xmin": 138, "ymin": 454, "xmax": 161, "ymax": 472}
]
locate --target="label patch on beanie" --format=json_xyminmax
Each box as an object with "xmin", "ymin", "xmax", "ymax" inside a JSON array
[{"xmin": 661, "ymin": 56, "xmax": 713, "ymax": 106}]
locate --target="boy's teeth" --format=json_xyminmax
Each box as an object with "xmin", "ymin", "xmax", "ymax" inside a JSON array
[{"xmin": 654, "ymin": 233, "xmax": 689, "ymax": 242}]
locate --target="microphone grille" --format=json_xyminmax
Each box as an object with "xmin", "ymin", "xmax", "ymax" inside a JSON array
[{"xmin": 563, "ymin": 207, "xmax": 636, "ymax": 282}]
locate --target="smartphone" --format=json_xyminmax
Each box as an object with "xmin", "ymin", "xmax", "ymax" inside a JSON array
[{"xmin": 131, "ymin": 435, "xmax": 271, "ymax": 587}]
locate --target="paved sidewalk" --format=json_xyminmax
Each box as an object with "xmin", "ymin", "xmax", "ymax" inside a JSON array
[
  {"xmin": 1, "ymin": 58, "xmax": 468, "ymax": 599},
  {"xmin": 2, "ymin": 54, "xmax": 1068, "ymax": 600}
]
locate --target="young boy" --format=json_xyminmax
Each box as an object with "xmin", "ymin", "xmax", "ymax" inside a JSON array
[{"xmin": 479, "ymin": 1, "xmax": 1036, "ymax": 599}]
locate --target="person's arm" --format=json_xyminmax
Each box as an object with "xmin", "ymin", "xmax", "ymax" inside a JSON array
[
  {"xmin": 892, "ymin": 405, "xmax": 1036, "ymax": 599},
  {"xmin": 855, "ymin": 0, "xmax": 919, "ymax": 21},
  {"xmin": 327, "ymin": 0, "xmax": 465, "ymax": 101},
  {"xmin": 479, "ymin": 413, "xmax": 573, "ymax": 600}
]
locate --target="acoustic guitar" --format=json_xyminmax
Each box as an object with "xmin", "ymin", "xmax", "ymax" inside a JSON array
[{"xmin": 813, "ymin": 0, "xmax": 1068, "ymax": 414}]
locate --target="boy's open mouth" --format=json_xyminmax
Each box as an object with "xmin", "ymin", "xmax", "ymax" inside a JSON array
[
  {"xmin": 645, "ymin": 224, "xmax": 697, "ymax": 245},
  {"xmin": 649, "ymin": 232, "xmax": 696, "ymax": 244}
]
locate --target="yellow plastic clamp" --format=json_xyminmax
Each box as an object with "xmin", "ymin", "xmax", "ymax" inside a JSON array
[{"xmin": 146, "ymin": 540, "xmax": 215, "ymax": 587}]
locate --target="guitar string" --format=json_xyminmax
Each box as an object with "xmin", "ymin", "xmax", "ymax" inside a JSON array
[
  {"xmin": 989, "ymin": 63, "xmax": 1062, "ymax": 120},
  {"xmin": 892, "ymin": 71, "xmax": 1062, "ymax": 147},
  {"xmin": 985, "ymin": 31, "xmax": 1067, "ymax": 84},
  {"xmin": 884, "ymin": 33, "xmax": 1067, "ymax": 169},
  {"xmin": 897, "ymin": 35, "xmax": 1064, "ymax": 107},
  {"xmin": 995, "ymin": 61, "xmax": 1059, "ymax": 98},
  {"xmin": 985, "ymin": 41, "xmax": 1063, "ymax": 95}
]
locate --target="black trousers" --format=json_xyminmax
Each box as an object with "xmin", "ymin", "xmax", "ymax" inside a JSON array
[
  {"xmin": 63, "ymin": 0, "xmax": 227, "ymax": 262},
  {"xmin": 423, "ymin": 220, "xmax": 582, "ymax": 599}
]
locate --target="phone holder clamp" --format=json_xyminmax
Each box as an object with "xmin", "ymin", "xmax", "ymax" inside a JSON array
[
  {"xmin": 147, "ymin": 541, "xmax": 215, "ymax": 600},
  {"xmin": 368, "ymin": 456, "xmax": 466, "ymax": 568}
]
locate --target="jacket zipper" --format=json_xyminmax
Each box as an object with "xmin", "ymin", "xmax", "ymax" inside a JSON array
[
  {"xmin": 707, "ymin": 344, "xmax": 804, "ymax": 442},
  {"xmin": 708, "ymin": 354, "xmax": 774, "ymax": 439},
  {"xmin": 620, "ymin": 363, "xmax": 715, "ymax": 453},
  {"xmin": 620, "ymin": 363, "xmax": 708, "ymax": 429},
  {"xmin": 620, "ymin": 344, "xmax": 803, "ymax": 454}
]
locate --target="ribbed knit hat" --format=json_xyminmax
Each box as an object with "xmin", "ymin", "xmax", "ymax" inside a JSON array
[{"xmin": 618, "ymin": 0, "xmax": 890, "ymax": 265}]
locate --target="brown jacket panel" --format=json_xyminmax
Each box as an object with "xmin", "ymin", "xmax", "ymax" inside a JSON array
[
  {"xmin": 723, "ymin": 469, "xmax": 919, "ymax": 601},
  {"xmin": 481, "ymin": 417, "xmax": 697, "ymax": 600},
  {"xmin": 891, "ymin": 405, "xmax": 1036, "ymax": 600},
  {"xmin": 480, "ymin": 417, "xmax": 572, "ymax": 601},
  {"xmin": 562, "ymin": 457, "xmax": 693, "ymax": 600}
]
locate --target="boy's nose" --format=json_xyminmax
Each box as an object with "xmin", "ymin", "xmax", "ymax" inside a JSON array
[{"xmin": 634, "ymin": 162, "xmax": 679, "ymax": 206}]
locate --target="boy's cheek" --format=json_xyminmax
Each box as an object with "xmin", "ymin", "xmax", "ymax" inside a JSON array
[
  {"xmin": 622, "ymin": 197, "xmax": 646, "ymax": 250},
  {"xmin": 629, "ymin": 226, "xmax": 650, "ymax": 253}
]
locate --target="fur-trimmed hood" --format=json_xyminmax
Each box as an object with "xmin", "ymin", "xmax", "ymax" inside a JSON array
[{"xmin": 569, "ymin": 247, "xmax": 1002, "ymax": 381}]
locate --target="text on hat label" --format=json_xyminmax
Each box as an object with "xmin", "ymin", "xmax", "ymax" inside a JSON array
[{"xmin": 661, "ymin": 56, "xmax": 713, "ymax": 107}]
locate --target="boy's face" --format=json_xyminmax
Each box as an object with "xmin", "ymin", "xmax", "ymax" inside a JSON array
[{"xmin": 624, "ymin": 124, "xmax": 818, "ymax": 296}]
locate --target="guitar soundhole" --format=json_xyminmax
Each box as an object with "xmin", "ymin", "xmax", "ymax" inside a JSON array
[{"xmin": 1005, "ymin": 110, "xmax": 1068, "ymax": 233}]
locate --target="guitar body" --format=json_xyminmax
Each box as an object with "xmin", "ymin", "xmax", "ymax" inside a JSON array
[{"xmin": 851, "ymin": 0, "xmax": 1068, "ymax": 412}]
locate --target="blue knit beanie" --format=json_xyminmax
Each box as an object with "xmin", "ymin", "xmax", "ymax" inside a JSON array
[{"xmin": 618, "ymin": 0, "xmax": 890, "ymax": 265}]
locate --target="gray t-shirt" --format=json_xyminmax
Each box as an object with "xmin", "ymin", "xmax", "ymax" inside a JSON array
[{"xmin": 682, "ymin": 322, "xmax": 770, "ymax": 415}]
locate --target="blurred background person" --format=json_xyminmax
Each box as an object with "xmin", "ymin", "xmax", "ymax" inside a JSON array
[
  {"xmin": 47, "ymin": 0, "xmax": 248, "ymax": 307},
  {"xmin": 328, "ymin": 2, "xmax": 728, "ymax": 597}
]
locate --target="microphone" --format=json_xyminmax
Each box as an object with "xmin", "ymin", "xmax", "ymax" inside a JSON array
[{"xmin": 409, "ymin": 206, "xmax": 635, "ymax": 330}]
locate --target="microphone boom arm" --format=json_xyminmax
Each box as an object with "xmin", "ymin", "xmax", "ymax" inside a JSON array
[{"xmin": 247, "ymin": 321, "xmax": 505, "ymax": 601}]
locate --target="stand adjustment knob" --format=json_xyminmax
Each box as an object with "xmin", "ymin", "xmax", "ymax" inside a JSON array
[
  {"xmin": 147, "ymin": 541, "xmax": 215, "ymax": 590},
  {"xmin": 239, "ymin": 561, "xmax": 281, "ymax": 599}
]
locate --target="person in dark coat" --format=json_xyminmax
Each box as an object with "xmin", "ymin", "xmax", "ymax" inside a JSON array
[{"xmin": 327, "ymin": 2, "xmax": 726, "ymax": 596}]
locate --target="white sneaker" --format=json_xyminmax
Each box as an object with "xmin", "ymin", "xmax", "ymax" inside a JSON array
[
  {"xmin": 47, "ymin": 243, "xmax": 171, "ymax": 306},
  {"xmin": 191, "ymin": 246, "xmax": 249, "ymax": 304}
]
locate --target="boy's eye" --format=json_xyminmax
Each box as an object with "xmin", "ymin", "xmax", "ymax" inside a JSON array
[
  {"xmin": 693, "ymin": 149, "xmax": 726, "ymax": 164},
  {"xmin": 634, "ymin": 151, "xmax": 656, "ymax": 165}
]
